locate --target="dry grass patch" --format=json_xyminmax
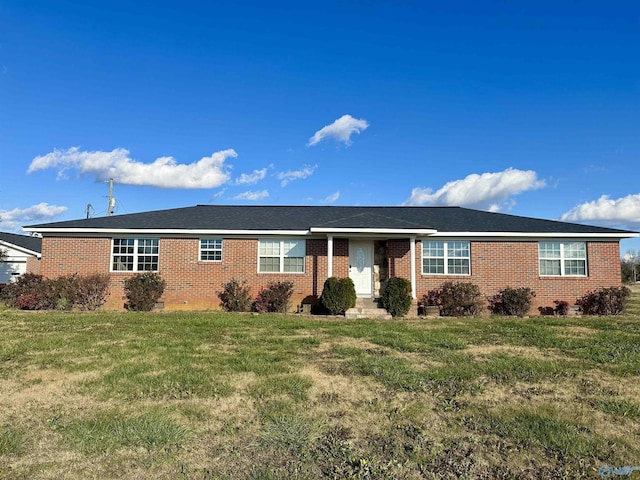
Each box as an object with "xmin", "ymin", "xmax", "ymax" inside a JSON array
[{"xmin": 467, "ymin": 343, "xmax": 564, "ymax": 360}]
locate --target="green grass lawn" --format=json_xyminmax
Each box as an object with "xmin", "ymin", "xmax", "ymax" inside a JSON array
[{"xmin": 1, "ymin": 288, "xmax": 640, "ymax": 479}]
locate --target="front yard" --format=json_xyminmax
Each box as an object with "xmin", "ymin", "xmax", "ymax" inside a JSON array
[{"xmin": 1, "ymin": 288, "xmax": 639, "ymax": 478}]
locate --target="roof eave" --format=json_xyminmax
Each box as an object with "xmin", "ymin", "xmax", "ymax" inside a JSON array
[
  {"xmin": 22, "ymin": 227, "xmax": 312, "ymax": 236},
  {"xmin": 23, "ymin": 227, "xmax": 638, "ymax": 240},
  {"xmin": 0, "ymin": 240, "xmax": 41, "ymax": 258},
  {"xmin": 310, "ymin": 227, "xmax": 438, "ymax": 235},
  {"xmin": 429, "ymin": 231, "xmax": 639, "ymax": 239}
]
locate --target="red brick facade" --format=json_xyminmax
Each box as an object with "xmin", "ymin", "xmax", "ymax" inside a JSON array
[
  {"xmin": 413, "ymin": 240, "xmax": 622, "ymax": 312},
  {"xmin": 26, "ymin": 256, "xmax": 41, "ymax": 275},
  {"xmin": 40, "ymin": 235, "xmax": 622, "ymax": 313}
]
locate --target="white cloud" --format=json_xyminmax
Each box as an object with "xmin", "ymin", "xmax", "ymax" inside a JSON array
[
  {"xmin": 307, "ymin": 114, "xmax": 369, "ymax": 147},
  {"xmin": 233, "ymin": 190, "xmax": 269, "ymax": 201},
  {"xmin": 560, "ymin": 194, "xmax": 640, "ymax": 229},
  {"xmin": 403, "ymin": 168, "xmax": 546, "ymax": 211},
  {"xmin": 0, "ymin": 203, "xmax": 68, "ymax": 231},
  {"xmin": 321, "ymin": 191, "xmax": 340, "ymax": 204},
  {"xmin": 210, "ymin": 189, "xmax": 226, "ymax": 200},
  {"xmin": 235, "ymin": 168, "xmax": 267, "ymax": 185},
  {"xmin": 28, "ymin": 147, "xmax": 237, "ymax": 189},
  {"xmin": 277, "ymin": 165, "xmax": 317, "ymax": 186}
]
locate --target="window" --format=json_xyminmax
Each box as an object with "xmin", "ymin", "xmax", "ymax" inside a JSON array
[
  {"xmin": 259, "ymin": 239, "xmax": 305, "ymax": 273},
  {"xmin": 200, "ymin": 238, "xmax": 222, "ymax": 261},
  {"xmin": 112, "ymin": 238, "xmax": 159, "ymax": 271},
  {"xmin": 422, "ymin": 241, "xmax": 470, "ymax": 275},
  {"xmin": 539, "ymin": 242, "xmax": 586, "ymax": 276}
]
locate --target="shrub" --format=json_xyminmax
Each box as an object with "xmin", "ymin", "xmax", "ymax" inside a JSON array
[
  {"xmin": 253, "ymin": 281, "xmax": 294, "ymax": 314},
  {"xmin": 0, "ymin": 272, "xmax": 110, "ymax": 311},
  {"xmin": 422, "ymin": 281, "xmax": 483, "ymax": 317},
  {"xmin": 51, "ymin": 274, "xmax": 81, "ymax": 310},
  {"xmin": 123, "ymin": 272, "xmax": 166, "ymax": 311},
  {"xmin": 0, "ymin": 273, "xmax": 54, "ymax": 309},
  {"xmin": 218, "ymin": 278, "xmax": 252, "ymax": 312},
  {"xmin": 380, "ymin": 277, "xmax": 412, "ymax": 317},
  {"xmin": 576, "ymin": 286, "xmax": 631, "ymax": 315},
  {"xmin": 320, "ymin": 277, "xmax": 357, "ymax": 315},
  {"xmin": 487, "ymin": 287, "xmax": 536, "ymax": 317},
  {"xmin": 76, "ymin": 273, "xmax": 110, "ymax": 311},
  {"xmin": 554, "ymin": 300, "xmax": 570, "ymax": 316},
  {"xmin": 16, "ymin": 293, "xmax": 40, "ymax": 310}
]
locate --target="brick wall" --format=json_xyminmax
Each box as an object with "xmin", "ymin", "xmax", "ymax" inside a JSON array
[
  {"xmin": 41, "ymin": 236, "xmax": 350, "ymax": 311},
  {"xmin": 40, "ymin": 236, "xmax": 623, "ymax": 313},
  {"xmin": 412, "ymin": 239, "xmax": 622, "ymax": 313},
  {"xmin": 26, "ymin": 256, "xmax": 40, "ymax": 275}
]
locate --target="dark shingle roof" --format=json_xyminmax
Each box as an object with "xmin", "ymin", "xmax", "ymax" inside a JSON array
[
  {"xmin": 0, "ymin": 232, "xmax": 42, "ymax": 253},
  {"xmin": 24, "ymin": 205, "xmax": 637, "ymax": 236}
]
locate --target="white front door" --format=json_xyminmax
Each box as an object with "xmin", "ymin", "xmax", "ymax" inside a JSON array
[{"xmin": 349, "ymin": 240, "xmax": 373, "ymax": 297}]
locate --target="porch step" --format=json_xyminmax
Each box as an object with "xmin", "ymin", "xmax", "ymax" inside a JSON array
[{"xmin": 345, "ymin": 298, "xmax": 392, "ymax": 320}]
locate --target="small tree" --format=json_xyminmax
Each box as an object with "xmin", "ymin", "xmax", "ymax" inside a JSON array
[
  {"xmin": 0, "ymin": 248, "xmax": 7, "ymax": 263},
  {"xmin": 123, "ymin": 272, "xmax": 166, "ymax": 311},
  {"xmin": 621, "ymin": 251, "xmax": 639, "ymax": 284},
  {"xmin": 218, "ymin": 278, "xmax": 252, "ymax": 312},
  {"xmin": 320, "ymin": 277, "xmax": 357, "ymax": 315},
  {"xmin": 380, "ymin": 277, "xmax": 412, "ymax": 317}
]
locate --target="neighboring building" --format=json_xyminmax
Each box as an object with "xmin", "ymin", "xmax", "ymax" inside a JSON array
[
  {"xmin": 0, "ymin": 232, "xmax": 42, "ymax": 284},
  {"xmin": 24, "ymin": 205, "xmax": 638, "ymax": 313}
]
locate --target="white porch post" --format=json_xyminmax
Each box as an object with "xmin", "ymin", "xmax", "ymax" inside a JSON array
[
  {"xmin": 327, "ymin": 235, "xmax": 333, "ymax": 278},
  {"xmin": 409, "ymin": 236, "xmax": 417, "ymax": 299}
]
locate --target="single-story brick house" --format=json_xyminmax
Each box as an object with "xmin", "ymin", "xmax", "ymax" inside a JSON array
[
  {"xmin": 0, "ymin": 232, "xmax": 42, "ymax": 284},
  {"xmin": 24, "ymin": 205, "xmax": 638, "ymax": 313}
]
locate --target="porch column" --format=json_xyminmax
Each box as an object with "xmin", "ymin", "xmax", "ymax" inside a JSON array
[
  {"xmin": 327, "ymin": 235, "xmax": 333, "ymax": 278},
  {"xmin": 409, "ymin": 236, "xmax": 417, "ymax": 299}
]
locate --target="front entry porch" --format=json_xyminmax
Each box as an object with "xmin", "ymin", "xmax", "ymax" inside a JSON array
[{"xmin": 323, "ymin": 233, "xmax": 420, "ymax": 305}]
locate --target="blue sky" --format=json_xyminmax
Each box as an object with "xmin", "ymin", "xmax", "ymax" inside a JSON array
[{"xmin": 1, "ymin": 1, "xmax": 639, "ymax": 254}]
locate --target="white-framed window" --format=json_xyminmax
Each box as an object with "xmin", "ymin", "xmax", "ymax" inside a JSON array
[
  {"xmin": 200, "ymin": 238, "xmax": 222, "ymax": 262},
  {"xmin": 112, "ymin": 238, "xmax": 159, "ymax": 272},
  {"xmin": 539, "ymin": 241, "xmax": 587, "ymax": 276},
  {"xmin": 422, "ymin": 240, "xmax": 470, "ymax": 275},
  {"xmin": 259, "ymin": 239, "xmax": 305, "ymax": 273}
]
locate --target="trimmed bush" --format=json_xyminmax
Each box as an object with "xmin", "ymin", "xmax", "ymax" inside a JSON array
[
  {"xmin": 218, "ymin": 278, "xmax": 252, "ymax": 312},
  {"xmin": 124, "ymin": 272, "xmax": 166, "ymax": 311},
  {"xmin": 422, "ymin": 281, "xmax": 483, "ymax": 317},
  {"xmin": 320, "ymin": 277, "xmax": 357, "ymax": 315},
  {"xmin": 380, "ymin": 277, "xmax": 412, "ymax": 317},
  {"xmin": 254, "ymin": 281, "xmax": 294, "ymax": 313},
  {"xmin": 76, "ymin": 273, "xmax": 110, "ymax": 311},
  {"xmin": 576, "ymin": 286, "xmax": 630, "ymax": 315},
  {"xmin": 487, "ymin": 287, "xmax": 536, "ymax": 317}
]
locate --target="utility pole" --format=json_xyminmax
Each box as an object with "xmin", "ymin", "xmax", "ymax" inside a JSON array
[{"xmin": 107, "ymin": 178, "xmax": 115, "ymax": 216}]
